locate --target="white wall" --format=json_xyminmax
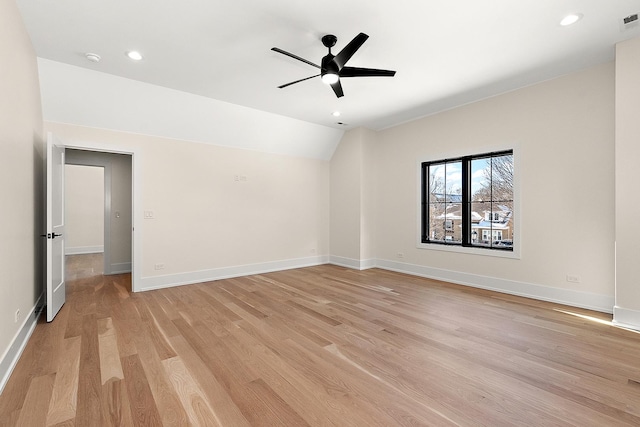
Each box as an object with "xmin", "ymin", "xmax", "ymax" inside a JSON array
[
  {"xmin": 336, "ymin": 62, "xmax": 616, "ymax": 312},
  {"xmin": 64, "ymin": 165, "xmax": 104, "ymax": 254},
  {"xmin": 614, "ymin": 36, "xmax": 640, "ymax": 329},
  {"xmin": 44, "ymin": 122, "xmax": 330, "ymax": 291},
  {"xmin": 329, "ymin": 127, "xmax": 377, "ymax": 269},
  {"xmin": 330, "ymin": 129, "xmax": 364, "ymax": 266},
  {"xmin": 0, "ymin": 0, "xmax": 44, "ymax": 392}
]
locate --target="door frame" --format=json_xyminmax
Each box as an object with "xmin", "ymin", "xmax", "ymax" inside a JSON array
[{"xmin": 61, "ymin": 138, "xmax": 141, "ymax": 292}]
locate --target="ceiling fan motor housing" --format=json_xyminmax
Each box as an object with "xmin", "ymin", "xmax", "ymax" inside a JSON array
[{"xmin": 321, "ymin": 54, "xmax": 338, "ymax": 78}]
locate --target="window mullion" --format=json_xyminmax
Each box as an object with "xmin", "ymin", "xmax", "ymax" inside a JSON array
[
  {"xmin": 462, "ymin": 158, "xmax": 470, "ymax": 246},
  {"xmin": 421, "ymin": 163, "xmax": 428, "ymax": 242}
]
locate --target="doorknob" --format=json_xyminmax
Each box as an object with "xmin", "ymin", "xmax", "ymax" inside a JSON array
[{"xmin": 40, "ymin": 233, "xmax": 63, "ymax": 239}]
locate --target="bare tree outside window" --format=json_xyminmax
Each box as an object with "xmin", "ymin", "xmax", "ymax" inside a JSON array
[{"xmin": 427, "ymin": 162, "xmax": 462, "ymax": 242}]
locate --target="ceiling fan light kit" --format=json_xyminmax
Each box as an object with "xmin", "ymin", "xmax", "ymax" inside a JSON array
[{"xmin": 272, "ymin": 32, "xmax": 396, "ymax": 98}]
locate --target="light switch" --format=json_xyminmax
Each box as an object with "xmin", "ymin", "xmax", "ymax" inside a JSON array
[{"xmin": 144, "ymin": 210, "xmax": 155, "ymax": 219}]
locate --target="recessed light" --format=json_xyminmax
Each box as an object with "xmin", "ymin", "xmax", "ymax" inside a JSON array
[
  {"xmin": 126, "ymin": 50, "xmax": 143, "ymax": 61},
  {"xmin": 560, "ymin": 13, "xmax": 583, "ymax": 26},
  {"xmin": 332, "ymin": 111, "xmax": 341, "ymax": 117},
  {"xmin": 85, "ymin": 53, "xmax": 101, "ymax": 63}
]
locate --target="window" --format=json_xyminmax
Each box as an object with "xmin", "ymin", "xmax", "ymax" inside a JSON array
[{"xmin": 421, "ymin": 150, "xmax": 514, "ymax": 251}]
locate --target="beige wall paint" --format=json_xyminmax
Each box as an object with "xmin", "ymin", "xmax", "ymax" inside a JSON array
[
  {"xmin": 614, "ymin": 36, "xmax": 640, "ymax": 328},
  {"xmin": 360, "ymin": 127, "xmax": 378, "ymax": 262},
  {"xmin": 330, "ymin": 127, "xmax": 378, "ymax": 267},
  {"xmin": 373, "ymin": 62, "xmax": 615, "ymax": 303},
  {"xmin": 44, "ymin": 122, "xmax": 329, "ymax": 286},
  {"xmin": 65, "ymin": 165, "xmax": 104, "ymax": 252},
  {"xmin": 330, "ymin": 130, "xmax": 364, "ymax": 263},
  {"xmin": 0, "ymin": 0, "xmax": 44, "ymax": 380}
]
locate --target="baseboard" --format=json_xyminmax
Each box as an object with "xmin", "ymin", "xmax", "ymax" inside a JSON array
[
  {"xmin": 375, "ymin": 259, "xmax": 614, "ymax": 314},
  {"xmin": 106, "ymin": 262, "xmax": 132, "ymax": 275},
  {"xmin": 65, "ymin": 245, "xmax": 104, "ymax": 255},
  {"xmin": 0, "ymin": 293, "xmax": 44, "ymax": 395},
  {"xmin": 138, "ymin": 255, "xmax": 330, "ymax": 292},
  {"xmin": 136, "ymin": 255, "xmax": 614, "ymax": 313},
  {"xmin": 329, "ymin": 255, "xmax": 376, "ymax": 270},
  {"xmin": 613, "ymin": 306, "xmax": 640, "ymax": 331}
]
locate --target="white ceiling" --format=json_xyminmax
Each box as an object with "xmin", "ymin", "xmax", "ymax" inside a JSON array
[{"xmin": 16, "ymin": 0, "xmax": 640, "ymax": 131}]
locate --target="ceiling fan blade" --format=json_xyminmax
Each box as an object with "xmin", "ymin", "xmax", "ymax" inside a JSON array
[
  {"xmin": 271, "ymin": 47, "xmax": 321, "ymax": 69},
  {"xmin": 277, "ymin": 74, "xmax": 320, "ymax": 89},
  {"xmin": 333, "ymin": 33, "xmax": 369, "ymax": 69},
  {"xmin": 339, "ymin": 66, "xmax": 396, "ymax": 78},
  {"xmin": 330, "ymin": 80, "xmax": 344, "ymax": 98}
]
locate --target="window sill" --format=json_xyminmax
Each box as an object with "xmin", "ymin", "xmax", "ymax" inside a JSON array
[{"xmin": 416, "ymin": 242, "xmax": 521, "ymax": 259}]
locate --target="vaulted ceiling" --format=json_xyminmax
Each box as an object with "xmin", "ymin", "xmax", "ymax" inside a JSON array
[{"xmin": 16, "ymin": 0, "xmax": 640, "ymax": 131}]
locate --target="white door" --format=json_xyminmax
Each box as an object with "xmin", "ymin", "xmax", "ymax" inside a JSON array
[{"xmin": 46, "ymin": 133, "xmax": 66, "ymax": 322}]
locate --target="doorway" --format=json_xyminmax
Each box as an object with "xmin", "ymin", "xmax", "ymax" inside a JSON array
[{"xmin": 64, "ymin": 149, "xmax": 133, "ymax": 281}]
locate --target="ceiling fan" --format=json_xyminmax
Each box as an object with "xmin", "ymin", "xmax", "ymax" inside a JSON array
[{"xmin": 271, "ymin": 33, "xmax": 396, "ymax": 98}]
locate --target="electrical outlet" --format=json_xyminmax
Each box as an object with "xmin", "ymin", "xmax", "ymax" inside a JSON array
[
  {"xmin": 397, "ymin": 252, "xmax": 404, "ymax": 259},
  {"xmin": 154, "ymin": 263, "xmax": 165, "ymax": 270},
  {"xmin": 14, "ymin": 309, "xmax": 20, "ymax": 323},
  {"xmin": 566, "ymin": 275, "xmax": 580, "ymax": 283}
]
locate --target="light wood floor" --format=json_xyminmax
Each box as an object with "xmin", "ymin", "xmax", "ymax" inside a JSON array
[{"xmin": 1, "ymin": 255, "xmax": 640, "ymax": 426}]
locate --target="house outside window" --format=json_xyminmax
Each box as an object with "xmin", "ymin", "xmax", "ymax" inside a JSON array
[{"xmin": 421, "ymin": 150, "xmax": 514, "ymax": 251}]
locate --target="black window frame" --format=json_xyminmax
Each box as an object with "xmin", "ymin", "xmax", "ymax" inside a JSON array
[{"xmin": 421, "ymin": 150, "xmax": 514, "ymax": 251}]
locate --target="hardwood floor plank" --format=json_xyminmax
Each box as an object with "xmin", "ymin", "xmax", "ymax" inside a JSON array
[
  {"xmin": 138, "ymin": 292, "xmax": 181, "ymax": 338},
  {"xmin": 100, "ymin": 379, "xmax": 134, "ymax": 427},
  {"xmin": 162, "ymin": 356, "xmax": 221, "ymax": 426},
  {"xmin": 108, "ymin": 300, "xmax": 139, "ymax": 358},
  {"xmin": 98, "ymin": 318, "xmax": 125, "ymax": 385},
  {"xmin": 132, "ymin": 320, "xmax": 190, "ymax": 427},
  {"xmin": 169, "ymin": 335, "xmax": 252, "ymax": 426},
  {"xmin": 46, "ymin": 336, "xmax": 81, "ymax": 426},
  {"xmin": 15, "ymin": 373, "xmax": 55, "ymax": 427},
  {"xmin": 121, "ymin": 354, "xmax": 162, "ymax": 426},
  {"xmin": 172, "ymin": 317, "xmax": 261, "ymax": 386},
  {"xmin": 239, "ymin": 378, "xmax": 311, "ymax": 427},
  {"xmin": 136, "ymin": 301, "xmax": 177, "ymax": 360},
  {"xmin": 75, "ymin": 313, "xmax": 102, "ymax": 425},
  {"xmin": 285, "ymin": 299, "xmax": 342, "ymax": 326}
]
